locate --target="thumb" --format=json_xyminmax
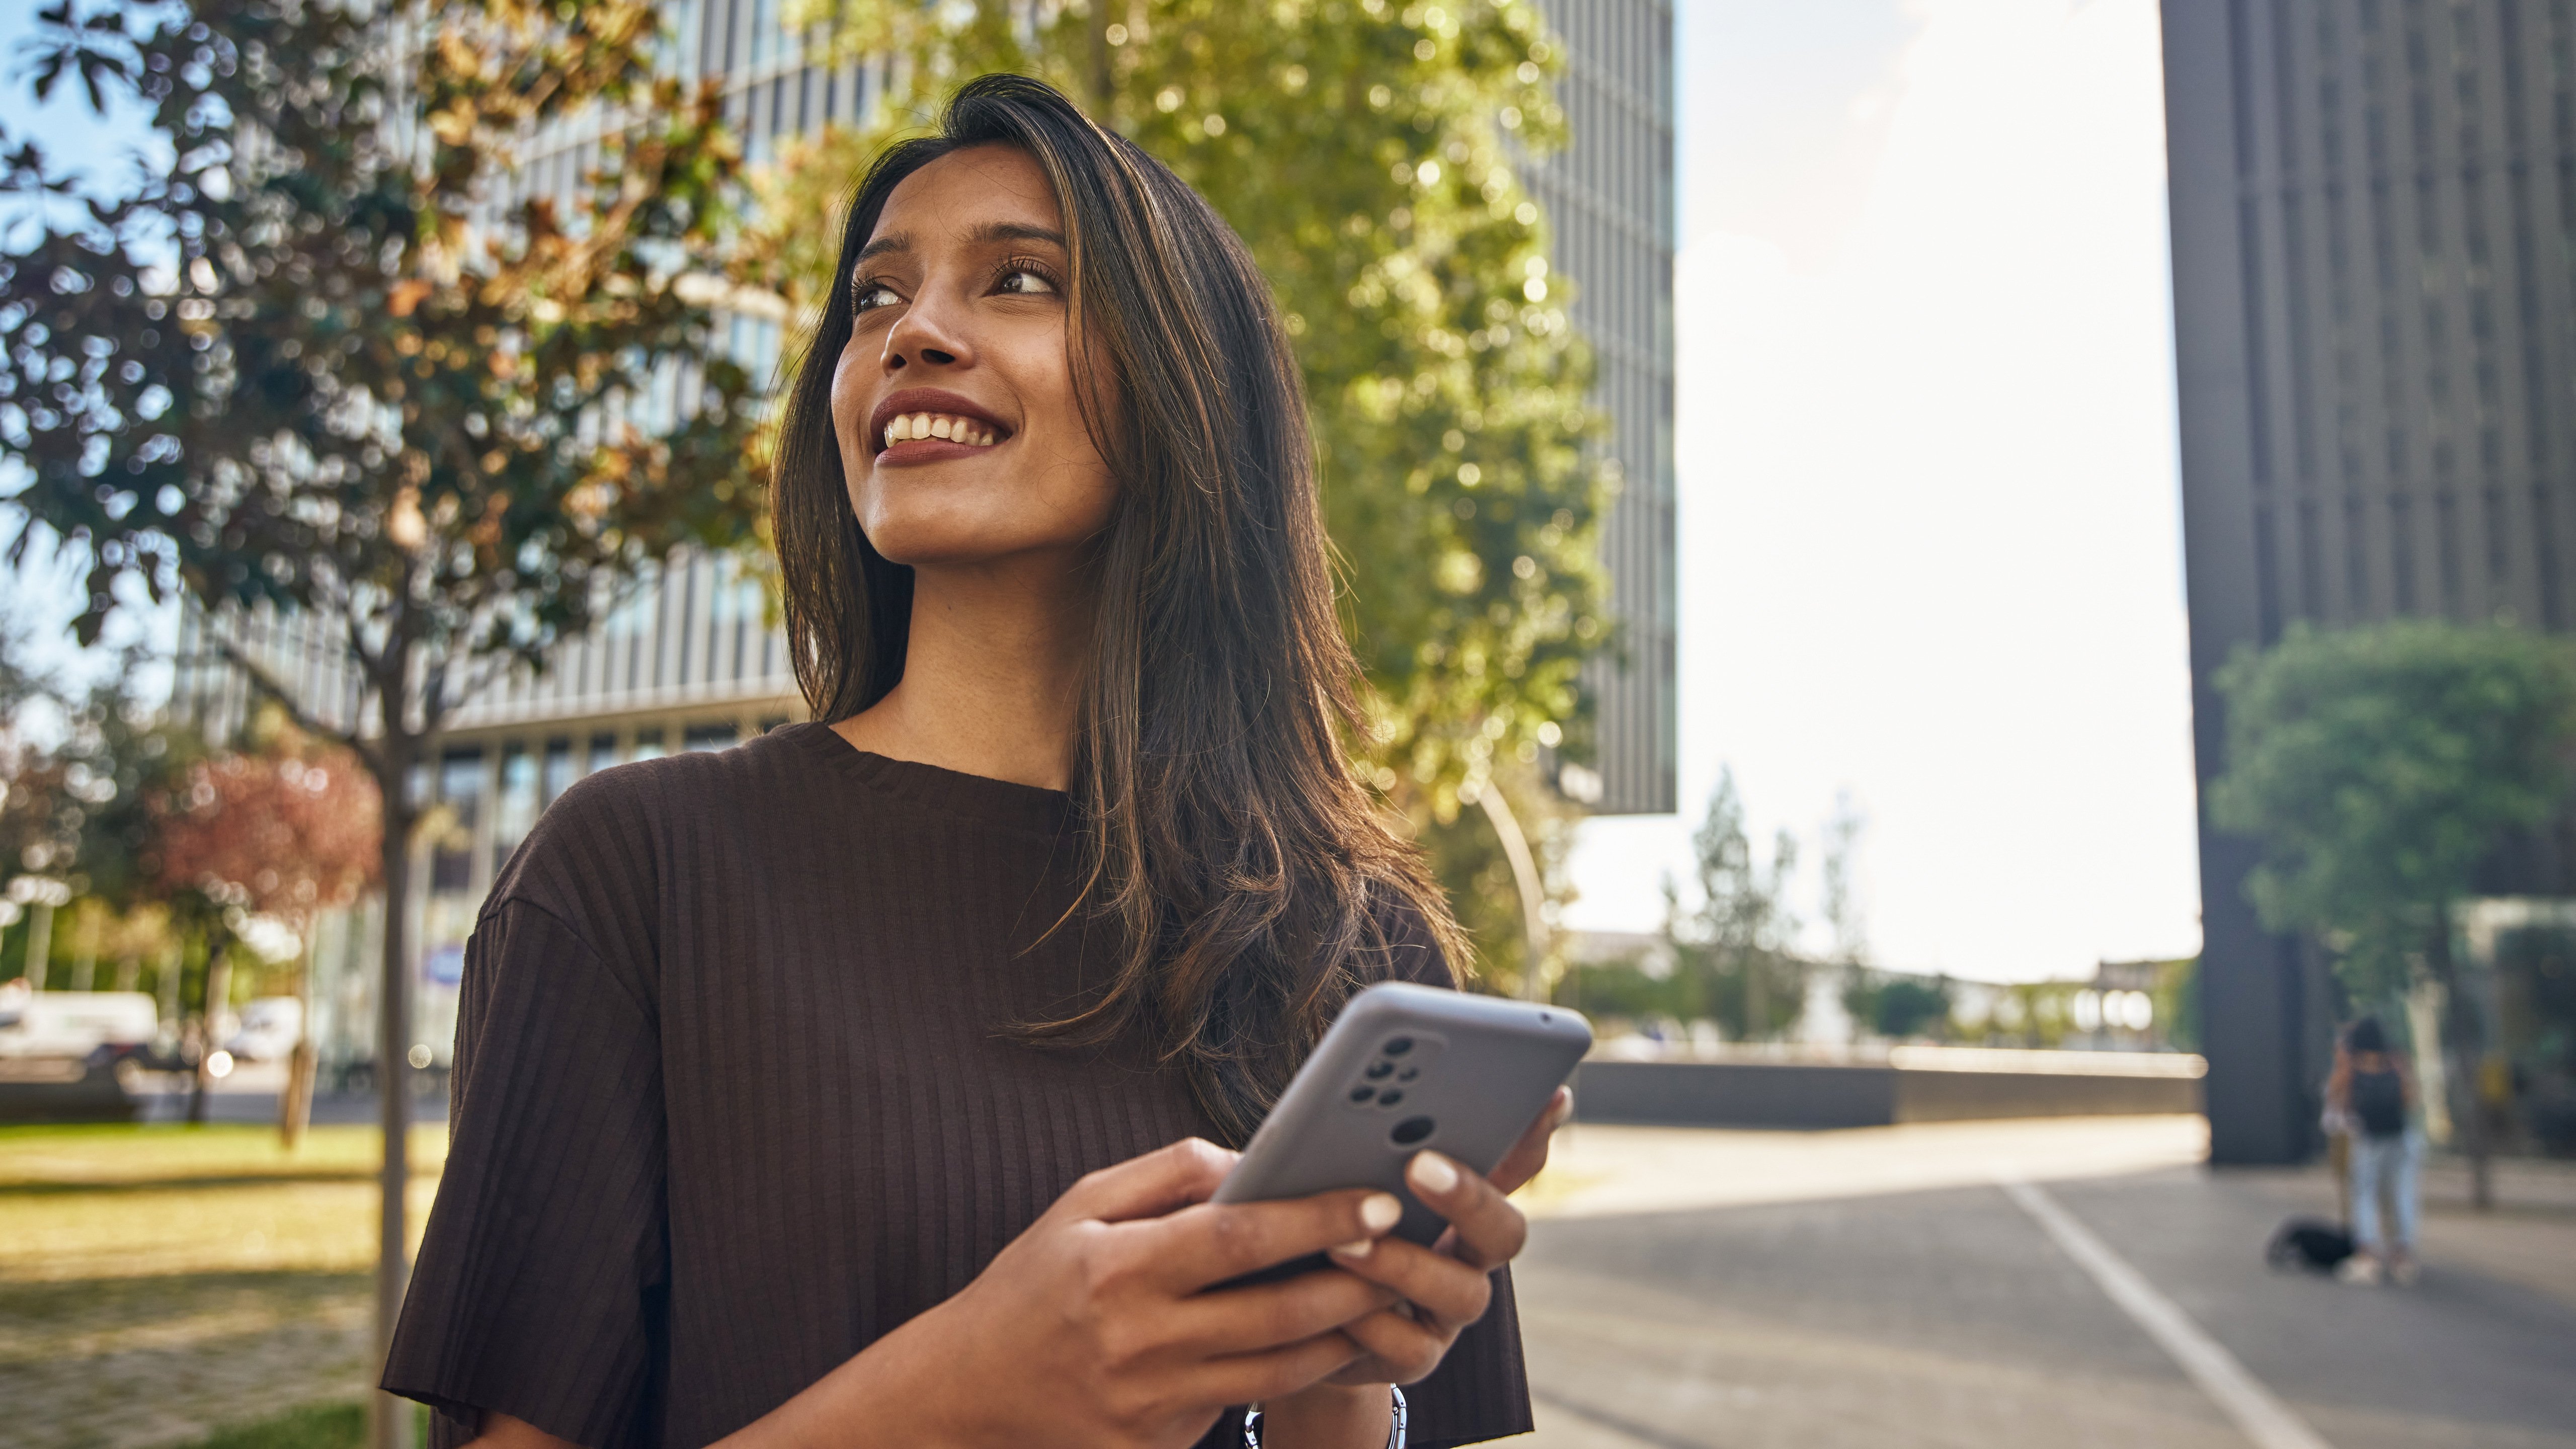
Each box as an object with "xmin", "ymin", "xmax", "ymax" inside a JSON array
[{"xmin": 1056, "ymin": 1137, "xmax": 1241, "ymax": 1223}]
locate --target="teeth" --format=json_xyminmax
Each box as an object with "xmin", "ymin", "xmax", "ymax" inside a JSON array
[{"xmin": 881, "ymin": 412, "xmax": 1001, "ymax": 450}]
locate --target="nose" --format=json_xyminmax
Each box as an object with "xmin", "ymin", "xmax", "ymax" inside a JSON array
[{"xmin": 881, "ymin": 284, "xmax": 974, "ymax": 373}]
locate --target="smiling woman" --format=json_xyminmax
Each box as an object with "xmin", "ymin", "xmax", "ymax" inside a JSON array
[{"xmin": 380, "ymin": 75, "xmax": 1555, "ymax": 1449}]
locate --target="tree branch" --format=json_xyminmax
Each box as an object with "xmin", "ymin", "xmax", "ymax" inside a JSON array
[{"xmin": 207, "ymin": 631, "xmax": 372, "ymax": 768}]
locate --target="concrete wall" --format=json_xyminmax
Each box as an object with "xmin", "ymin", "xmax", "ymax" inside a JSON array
[{"xmin": 1571, "ymin": 1059, "xmax": 2202, "ymax": 1130}]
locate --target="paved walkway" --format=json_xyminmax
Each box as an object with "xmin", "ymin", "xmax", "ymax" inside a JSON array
[{"xmin": 1499, "ymin": 1118, "xmax": 2576, "ymax": 1448}]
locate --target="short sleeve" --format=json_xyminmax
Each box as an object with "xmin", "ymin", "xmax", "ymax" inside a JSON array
[
  {"xmin": 1364, "ymin": 891, "xmax": 1537, "ymax": 1446},
  {"xmin": 384, "ymin": 898, "xmax": 669, "ymax": 1449}
]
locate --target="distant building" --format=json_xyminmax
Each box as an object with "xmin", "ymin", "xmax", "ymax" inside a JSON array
[
  {"xmin": 1525, "ymin": 0, "xmax": 1678, "ymax": 816},
  {"xmin": 2161, "ymin": 2, "xmax": 2576, "ymax": 1162},
  {"xmin": 183, "ymin": 8, "xmax": 1680, "ymax": 1069}
]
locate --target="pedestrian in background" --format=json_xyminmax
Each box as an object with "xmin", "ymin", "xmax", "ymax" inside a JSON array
[{"xmin": 2325, "ymin": 1015, "xmax": 2421, "ymax": 1285}]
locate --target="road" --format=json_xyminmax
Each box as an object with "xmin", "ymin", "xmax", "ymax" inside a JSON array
[{"xmin": 1499, "ymin": 1118, "xmax": 2576, "ymax": 1449}]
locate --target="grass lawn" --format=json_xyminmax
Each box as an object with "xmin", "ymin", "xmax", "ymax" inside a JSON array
[{"xmin": 0, "ymin": 1122, "xmax": 447, "ymax": 1449}]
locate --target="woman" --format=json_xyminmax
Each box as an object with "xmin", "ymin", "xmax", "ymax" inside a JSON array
[
  {"xmin": 384, "ymin": 74, "xmax": 1560, "ymax": 1449},
  {"xmin": 2324, "ymin": 1015, "xmax": 2420, "ymax": 1285}
]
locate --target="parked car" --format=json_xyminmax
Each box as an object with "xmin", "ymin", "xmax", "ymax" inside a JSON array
[
  {"xmin": 223, "ymin": 997, "xmax": 305, "ymax": 1062},
  {"xmin": 0, "ymin": 983, "xmax": 159, "ymax": 1118}
]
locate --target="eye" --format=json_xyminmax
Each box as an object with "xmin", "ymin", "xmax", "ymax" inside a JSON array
[
  {"xmin": 995, "ymin": 265, "xmax": 1059, "ymax": 297},
  {"xmin": 853, "ymin": 279, "xmax": 902, "ymax": 312}
]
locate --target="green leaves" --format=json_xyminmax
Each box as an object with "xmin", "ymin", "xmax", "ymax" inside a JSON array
[{"xmin": 2210, "ymin": 620, "xmax": 2576, "ymax": 999}]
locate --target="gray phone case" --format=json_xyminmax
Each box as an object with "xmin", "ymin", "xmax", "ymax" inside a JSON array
[{"xmin": 1213, "ymin": 982, "xmax": 1592, "ymax": 1251}]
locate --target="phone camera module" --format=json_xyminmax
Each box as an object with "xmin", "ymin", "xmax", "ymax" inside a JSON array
[{"xmin": 1382, "ymin": 1036, "xmax": 1415, "ymax": 1056}]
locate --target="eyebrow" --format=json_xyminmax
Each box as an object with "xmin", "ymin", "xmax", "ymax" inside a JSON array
[{"xmin": 854, "ymin": 220, "xmax": 1070, "ymax": 268}]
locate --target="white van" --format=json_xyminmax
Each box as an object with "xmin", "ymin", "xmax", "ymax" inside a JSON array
[{"xmin": 0, "ymin": 985, "xmax": 159, "ymax": 1059}]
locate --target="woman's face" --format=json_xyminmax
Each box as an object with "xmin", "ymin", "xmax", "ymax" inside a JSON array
[{"xmin": 830, "ymin": 144, "xmax": 1118, "ymax": 571}]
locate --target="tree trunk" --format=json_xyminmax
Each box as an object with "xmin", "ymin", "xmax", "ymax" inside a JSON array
[
  {"xmin": 24, "ymin": 900, "xmax": 53, "ymax": 992},
  {"xmin": 281, "ymin": 935, "xmax": 319, "ymax": 1149},
  {"xmin": 371, "ymin": 751, "xmax": 419, "ymax": 1449},
  {"xmin": 188, "ymin": 940, "xmax": 230, "ymax": 1126},
  {"xmin": 2428, "ymin": 908, "xmax": 2492, "ymax": 1212}
]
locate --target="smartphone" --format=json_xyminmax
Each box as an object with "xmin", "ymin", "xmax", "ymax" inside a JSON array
[{"xmin": 1213, "ymin": 982, "xmax": 1592, "ymax": 1258}]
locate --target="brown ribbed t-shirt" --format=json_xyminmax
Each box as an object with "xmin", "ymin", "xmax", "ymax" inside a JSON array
[{"xmin": 384, "ymin": 722, "xmax": 1531, "ymax": 1449}]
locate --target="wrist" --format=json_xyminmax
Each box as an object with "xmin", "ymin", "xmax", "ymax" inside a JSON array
[{"xmin": 1257, "ymin": 1382, "xmax": 1393, "ymax": 1449}]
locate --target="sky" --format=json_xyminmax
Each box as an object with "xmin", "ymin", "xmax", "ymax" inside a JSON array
[{"xmin": 1562, "ymin": 0, "xmax": 2205, "ymax": 982}]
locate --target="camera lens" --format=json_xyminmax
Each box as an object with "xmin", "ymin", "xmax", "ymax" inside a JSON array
[
  {"xmin": 1365, "ymin": 1060, "xmax": 1394, "ymax": 1080},
  {"xmin": 1383, "ymin": 1036, "xmax": 1414, "ymax": 1056},
  {"xmin": 1390, "ymin": 1115, "xmax": 1435, "ymax": 1147},
  {"xmin": 1378, "ymin": 1089, "xmax": 1404, "ymax": 1107},
  {"xmin": 1350, "ymin": 1085, "xmax": 1376, "ymax": 1103}
]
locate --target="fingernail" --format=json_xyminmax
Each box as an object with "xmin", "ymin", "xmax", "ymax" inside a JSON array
[
  {"xmin": 1330, "ymin": 1238, "xmax": 1375, "ymax": 1259},
  {"xmin": 1359, "ymin": 1192, "xmax": 1403, "ymax": 1233},
  {"xmin": 1553, "ymin": 1091, "xmax": 1576, "ymax": 1127},
  {"xmin": 1408, "ymin": 1151, "xmax": 1459, "ymax": 1195}
]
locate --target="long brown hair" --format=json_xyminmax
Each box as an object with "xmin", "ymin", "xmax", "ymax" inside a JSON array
[{"xmin": 770, "ymin": 73, "xmax": 1466, "ymax": 1143}]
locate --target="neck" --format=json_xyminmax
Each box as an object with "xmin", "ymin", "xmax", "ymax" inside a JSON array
[{"xmin": 831, "ymin": 555, "xmax": 1093, "ymax": 791}]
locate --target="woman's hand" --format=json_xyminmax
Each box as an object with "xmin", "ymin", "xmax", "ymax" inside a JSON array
[
  {"xmin": 755, "ymin": 1137, "xmax": 1411, "ymax": 1449},
  {"xmin": 1307, "ymin": 1086, "xmax": 1572, "ymax": 1392}
]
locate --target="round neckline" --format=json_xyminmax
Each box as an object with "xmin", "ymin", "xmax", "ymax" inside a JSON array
[{"xmin": 782, "ymin": 721, "xmax": 1074, "ymax": 837}]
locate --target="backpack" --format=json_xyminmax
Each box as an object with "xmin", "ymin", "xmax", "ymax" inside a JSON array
[{"xmin": 2351, "ymin": 1064, "xmax": 2405, "ymax": 1138}]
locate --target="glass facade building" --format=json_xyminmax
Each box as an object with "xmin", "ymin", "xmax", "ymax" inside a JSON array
[
  {"xmin": 2162, "ymin": 0, "xmax": 2576, "ymax": 1163},
  {"xmin": 1526, "ymin": 0, "xmax": 1678, "ymax": 816}
]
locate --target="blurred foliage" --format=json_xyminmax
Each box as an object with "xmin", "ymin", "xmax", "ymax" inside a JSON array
[
  {"xmin": 740, "ymin": 0, "xmax": 1614, "ymax": 841},
  {"xmin": 149, "ymin": 722, "xmax": 380, "ymax": 933},
  {"xmin": 0, "ymin": 0, "xmax": 765, "ymax": 825},
  {"xmin": 2210, "ymin": 620, "xmax": 2576, "ymax": 1003},
  {"xmin": 1659, "ymin": 768, "xmax": 1805, "ymax": 1041},
  {"xmin": 1840, "ymin": 967, "xmax": 1953, "ymax": 1042},
  {"xmin": 1412, "ymin": 759, "xmax": 1581, "ymax": 995}
]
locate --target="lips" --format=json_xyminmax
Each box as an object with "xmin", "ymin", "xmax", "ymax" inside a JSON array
[{"xmin": 867, "ymin": 388, "xmax": 1013, "ymax": 459}]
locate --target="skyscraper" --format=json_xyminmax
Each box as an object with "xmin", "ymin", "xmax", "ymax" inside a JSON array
[
  {"xmin": 2162, "ymin": 1, "xmax": 2576, "ymax": 1162},
  {"xmin": 1526, "ymin": 0, "xmax": 1678, "ymax": 816}
]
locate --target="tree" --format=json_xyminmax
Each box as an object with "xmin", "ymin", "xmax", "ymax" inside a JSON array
[
  {"xmin": 2210, "ymin": 618, "xmax": 2576, "ymax": 1204},
  {"xmin": 2, "ymin": 3, "xmax": 762, "ymax": 1436},
  {"xmin": 147, "ymin": 717, "xmax": 379, "ymax": 1135},
  {"xmin": 739, "ymin": 1, "xmax": 1615, "ymax": 975},
  {"xmin": 1663, "ymin": 768, "xmax": 1805, "ymax": 1042}
]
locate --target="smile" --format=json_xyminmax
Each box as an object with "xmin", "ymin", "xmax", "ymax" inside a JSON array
[{"xmin": 881, "ymin": 412, "xmax": 1001, "ymax": 449}]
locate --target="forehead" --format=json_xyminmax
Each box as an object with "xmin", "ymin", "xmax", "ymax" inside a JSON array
[{"xmin": 864, "ymin": 144, "xmax": 1064, "ymax": 253}]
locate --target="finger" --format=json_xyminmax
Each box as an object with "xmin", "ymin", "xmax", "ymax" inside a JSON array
[
  {"xmin": 1183, "ymin": 1332, "xmax": 1363, "ymax": 1409},
  {"xmin": 1403, "ymin": 1150, "xmax": 1527, "ymax": 1271},
  {"xmin": 1057, "ymin": 1138, "xmax": 1239, "ymax": 1223},
  {"xmin": 1165, "ymin": 1266, "xmax": 1402, "ymax": 1356},
  {"xmin": 1488, "ymin": 1087, "xmax": 1573, "ymax": 1196},
  {"xmin": 1153, "ymin": 1187, "xmax": 1404, "ymax": 1290},
  {"xmin": 1336, "ymin": 1306, "xmax": 1450, "ymax": 1383},
  {"xmin": 1324, "ymin": 1235, "xmax": 1492, "ymax": 1334}
]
